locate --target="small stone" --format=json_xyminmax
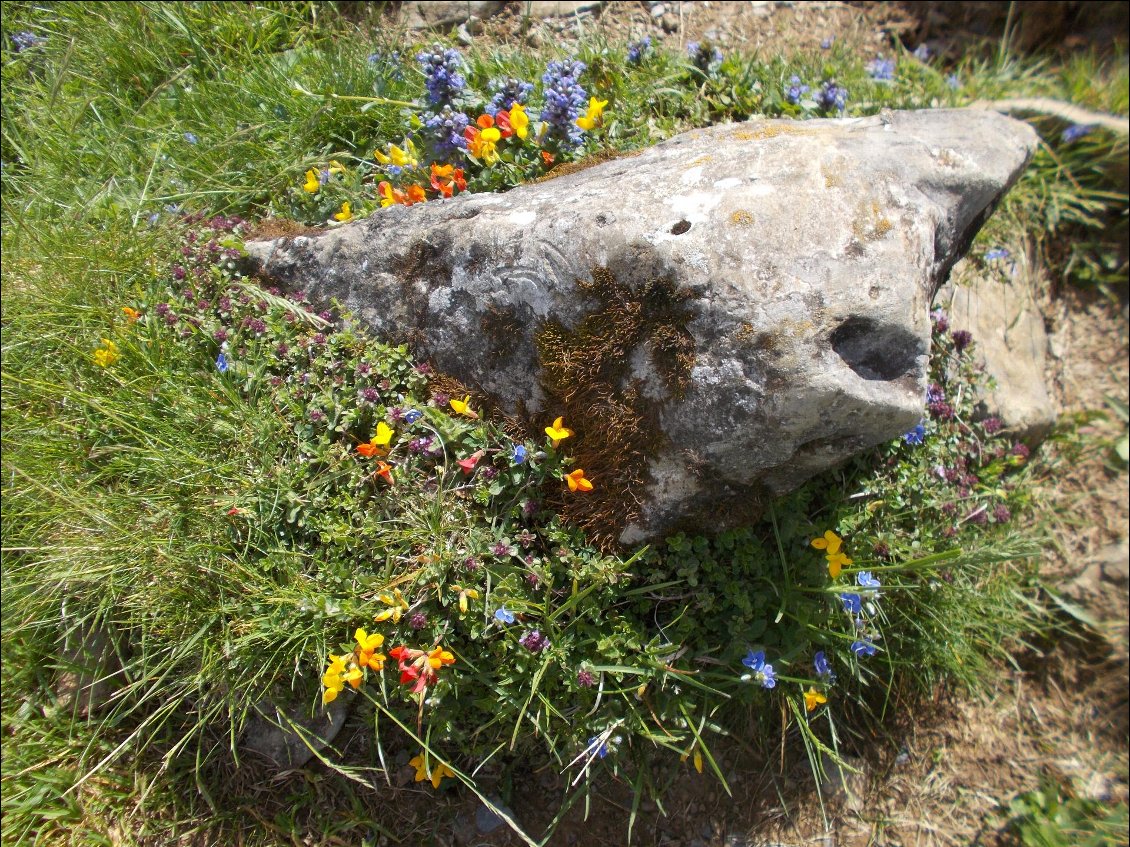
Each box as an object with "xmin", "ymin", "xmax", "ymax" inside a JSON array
[
  {"xmin": 1098, "ymin": 538, "xmax": 1129, "ymax": 585},
  {"xmin": 456, "ymin": 23, "xmax": 473, "ymax": 45},
  {"xmin": 475, "ymin": 800, "xmax": 516, "ymax": 834},
  {"xmin": 661, "ymin": 13, "xmax": 678, "ymax": 32},
  {"xmin": 241, "ymin": 693, "xmax": 353, "ymax": 769},
  {"xmin": 651, "ymin": 3, "xmax": 666, "ymax": 17}
]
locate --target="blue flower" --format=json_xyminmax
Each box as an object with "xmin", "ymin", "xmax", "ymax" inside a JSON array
[
  {"xmin": 913, "ymin": 44, "xmax": 931, "ymax": 61},
  {"xmin": 741, "ymin": 650, "xmax": 777, "ymax": 689},
  {"xmin": 215, "ymin": 352, "xmax": 228, "ymax": 373},
  {"xmin": 404, "ymin": 409, "xmax": 423, "ymax": 424},
  {"xmin": 902, "ymin": 424, "xmax": 926, "ymax": 445},
  {"xmin": 417, "ymin": 46, "xmax": 466, "ymax": 106},
  {"xmin": 946, "ymin": 74, "xmax": 960, "ymax": 90},
  {"xmin": 821, "ymin": 37, "xmax": 834, "ymax": 49},
  {"xmin": 494, "ymin": 606, "xmax": 516, "ymax": 624},
  {"xmin": 423, "ymin": 105, "xmax": 471, "ymax": 158},
  {"xmin": 786, "ymin": 75, "xmax": 810, "ymax": 105},
  {"xmin": 851, "ymin": 638, "xmax": 878, "ymax": 657},
  {"xmin": 627, "ymin": 36, "xmax": 651, "ymax": 64},
  {"xmin": 587, "ymin": 736, "xmax": 610, "ymax": 758},
  {"xmin": 814, "ymin": 651, "xmax": 834, "ymax": 679},
  {"xmin": 512, "ymin": 444, "xmax": 528, "ymax": 465},
  {"xmin": 867, "ymin": 57, "xmax": 896, "ymax": 81},
  {"xmin": 857, "ymin": 571, "xmax": 881, "ymax": 590},
  {"xmin": 540, "ymin": 59, "xmax": 588, "ymax": 147},
  {"xmin": 486, "ymin": 77, "xmax": 534, "ymax": 116},
  {"xmin": 840, "ymin": 593, "xmax": 862, "ymax": 615},
  {"xmin": 183, "ymin": 132, "xmax": 198, "ymax": 144},
  {"xmin": 687, "ymin": 41, "xmax": 723, "ymax": 73},
  {"xmin": 1061, "ymin": 124, "xmax": 1094, "ymax": 144},
  {"xmin": 816, "ymin": 80, "xmax": 847, "ymax": 113},
  {"xmin": 10, "ymin": 31, "xmax": 47, "ymax": 52},
  {"xmin": 984, "ymin": 247, "xmax": 1010, "ymax": 261},
  {"xmin": 147, "ymin": 212, "xmax": 160, "ymax": 227}
]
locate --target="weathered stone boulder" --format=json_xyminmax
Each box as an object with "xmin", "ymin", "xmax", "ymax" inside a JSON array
[
  {"xmin": 247, "ymin": 109, "xmax": 1037, "ymax": 543},
  {"xmin": 938, "ymin": 246, "xmax": 1056, "ymax": 441}
]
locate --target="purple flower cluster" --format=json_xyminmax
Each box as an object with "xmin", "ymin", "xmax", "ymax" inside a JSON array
[
  {"xmin": 627, "ymin": 36, "xmax": 651, "ymax": 64},
  {"xmin": 687, "ymin": 41, "xmax": 723, "ymax": 73},
  {"xmin": 786, "ymin": 75, "xmax": 810, "ymax": 105},
  {"xmin": 519, "ymin": 629, "xmax": 551, "ymax": 652},
  {"xmin": 867, "ymin": 57, "xmax": 896, "ymax": 81},
  {"xmin": 1062, "ymin": 124, "xmax": 1094, "ymax": 144},
  {"xmin": 11, "ymin": 31, "xmax": 47, "ymax": 52},
  {"xmin": 423, "ymin": 105, "xmax": 471, "ymax": 157},
  {"xmin": 930, "ymin": 307, "xmax": 949, "ymax": 334},
  {"xmin": 951, "ymin": 330, "xmax": 973, "ymax": 354},
  {"xmin": 577, "ymin": 668, "xmax": 596, "ymax": 688},
  {"xmin": 486, "ymin": 77, "xmax": 534, "ymax": 115},
  {"xmin": 540, "ymin": 59, "xmax": 588, "ymax": 147},
  {"xmin": 417, "ymin": 46, "xmax": 466, "ymax": 106},
  {"xmin": 816, "ymin": 80, "xmax": 848, "ymax": 113}
]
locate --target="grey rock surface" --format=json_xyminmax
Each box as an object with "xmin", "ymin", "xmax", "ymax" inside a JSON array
[
  {"xmin": 247, "ymin": 109, "xmax": 1036, "ymax": 543},
  {"xmin": 55, "ymin": 616, "xmax": 122, "ymax": 716},
  {"xmin": 399, "ymin": 1, "xmax": 506, "ymax": 30},
  {"xmin": 939, "ymin": 246, "xmax": 1055, "ymax": 440},
  {"xmin": 241, "ymin": 693, "xmax": 352, "ymax": 770}
]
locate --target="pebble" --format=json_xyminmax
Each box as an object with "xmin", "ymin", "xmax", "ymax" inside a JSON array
[{"xmin": 651, "ymin": 3, "xmax": 666, "ymax": 17}]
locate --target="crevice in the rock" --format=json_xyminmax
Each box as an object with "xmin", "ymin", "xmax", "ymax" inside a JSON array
[{"xmin": 830, "ymin": 316, "xmax": 923, "ymax": 381}]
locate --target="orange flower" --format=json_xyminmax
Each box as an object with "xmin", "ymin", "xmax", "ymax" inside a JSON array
[
  {"xmin": 374, "ymin": 461, "xmax": 394, "ymax": 484},
  {"xmin": 388, "ymin": 644, "xmax": 457, "ymax": 694},
  {"xmin": 121, "ymin": 306, "xmax": 141, "ymax": 323},
  {"xmin": 378, "ymin": 181, "xmax": 407, "ymax": 207},
  {"xmin": 540, "ymin": 150, "xmax": 555, "ymax": 166},
  {"xmin": 494, "ymin": 110, "xmax": 513, "ymax": 139},
  {"xmin": 476, "ymin": 114, "xmax": 495, "ymax": 130},
  {"xmin": 804, "ymin": 687, "xmax": 828, "ymax": 712},
  {"xmin": 565, "ymin": 469, "xmax": 593, "ymax": 493},
  {"xmin": 406, "ymin": 184, "xmax": 427, "ymax": 205}
]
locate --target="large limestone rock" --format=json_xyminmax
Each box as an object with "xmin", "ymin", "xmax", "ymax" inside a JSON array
[{"xmin": 247, "ymin": 109, "xmax": 1037, "ymax": 543}]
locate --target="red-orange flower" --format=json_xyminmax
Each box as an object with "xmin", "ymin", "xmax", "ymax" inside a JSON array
[
  {"xmin": 388, "ymin": 644, "xmax": 456, "ymax": 694},
  {"xmin": 457, "ymin": 450, "xmax": 485, "ymax": 475},
  {"xmin": 540, "ymin": 150, "xmax": 555, "ymax": 166},
  {"xmin": 494, "ymin": 110, "xmax": 514, "ymax": 139},
  {"xmin": 476, "ymin": 114, "xmax": 495, "ymax": 130},
  {"xmin": 374, "ymin": 460, "xmax": 394, "ymax": 484},
  {"xmin": 430, "ymin": 163, "xmax": 466, "ymax": 198},
  {"xmin": 406, "ymin": 184, "xmax": 427, "ymax": 205}
]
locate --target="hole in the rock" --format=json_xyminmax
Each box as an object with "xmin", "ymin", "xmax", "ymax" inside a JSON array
[
  {"xmin": 670, "ymin": 220, "xmax": 691, "ymax": 235},
  {"xmin": 830, "ymin": 316, "xmax": 923, "ymax": 381}
]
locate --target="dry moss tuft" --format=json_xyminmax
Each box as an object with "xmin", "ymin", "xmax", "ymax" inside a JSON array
[
  {"xmin": 532, "ymin": 149, "xmax": 642, "ymax": 184},
  {"xmin": 536, "ymin": 265, "xmax": 697, "ymax": 547}
]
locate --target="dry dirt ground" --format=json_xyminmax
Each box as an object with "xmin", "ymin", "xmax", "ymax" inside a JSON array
[{"xmin": 340, "ymin": 4, "xmax": 1129, "ymax": 845}]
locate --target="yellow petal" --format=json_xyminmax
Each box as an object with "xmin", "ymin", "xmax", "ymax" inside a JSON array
[
  {"xmin": 693, "ymin": 748, "xmax": 704, "ymax": 774},
  {"xmin": 374, "ymin": 421, "xmax": 394, "ymax": 447},
  {"xmin": 322, "ymin": 687, "xmax": 338, "ymax": 704}
]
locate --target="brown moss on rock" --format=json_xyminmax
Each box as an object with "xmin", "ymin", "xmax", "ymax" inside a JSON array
[{"xmin": 535, "ymin": 265, "xmax": 697, "ymax": 547}]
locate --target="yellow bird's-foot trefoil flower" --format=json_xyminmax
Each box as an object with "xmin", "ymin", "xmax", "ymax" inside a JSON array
[
  {"xmin": 565, "ymin": 468, "xmax": 594, "ymax": 493},
  {"xmin": 576, "ymin": 97, "xmax": 609, "ymax": 131},
  {"xmin": 409, "ymin": 753, "xmax": 455, "ymax": 789},
  {"xmin": 545, "ymin": 416, "xmax": 574, "ymax": 448},
  {"xmin": 333, "ymin": 201, "xmax": 353, "ymax": 222},
  {"xmin": 374, "ymin": 588, "xmax": 410, "ymax": 623},
  {"xmin": 93, "ymin": 338, "xmax": 119, "ymax": 368}
]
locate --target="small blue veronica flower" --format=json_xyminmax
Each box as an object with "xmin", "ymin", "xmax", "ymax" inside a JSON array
[
  {"xmin": 814, "ymin": 651, "xmax": 834, "ymax": 679},
  {"xmin": 984, "ymin": 247, "xmax": 1010, "ymax": 261},
  {"xmin": 786, "ymin": 75, "xmax": 810, "ymax": 105},
  {"xmin": 840, "ymin": 593, "xmax": 862, "ymax": 615},
  {"xmin": 867, "ymin": 57, "xmax": 895, "ymax": 81},
  {"xmin": 215, "ymin": 352, "xmax": 228, "ymax": 373},
  {"xmin": 11, "ymin": 31, "xmax": 47, "ymax": 52},
  {"xmin": 147, "ymin": 212, "xmax": 160, "ymax": 227},
  {"xmin": 913, "ymin": 44, "xmax": 930, "ymax": 61},
  {"xmin": 851, "ymin": 638, "xmax": 878, "ymax": 657},
  {"xmin": 857, "ymin": 571, "xmax": 881, "ymax": 590},
  {"xmin": 404, "ymin": 409, "xmax": 423, "ymax": 424},
  {"xmin": 821, "ymin": 37, "xmax": 834, "ymax": 49},
  {"xmin": 512, "ymin": 444, "xmax": 528, "ymax": 465},
  {"xmin": 587, "ymin": 736, "xmax": 610, "ymax": 758},
  {"xmin": 1061, "ymin": 124, "xmax": 1094, "ymax": 144},
  {"xmin": 946, "ymin": 74, "xmax": 960, "ymax": 90},
  {"xmin": 183, "ymin": 132, "xmax": 198, "ymax": 144},
  {"xmin": 816, "ymin": 80, "xmax": 848, "ymax": 113},
  {"xmin": 903, "ymin": 423, "xmax": 926, "ymax": 445},
  {"xmin": 494, "ymin": 606, "xmax": 515, "ymax": 624},
  {"xmin": 741, "ymin": 650, "xmax": 777, "ymax": 689}
]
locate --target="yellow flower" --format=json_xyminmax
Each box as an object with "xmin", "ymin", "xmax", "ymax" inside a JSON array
[
  {"xmin": 328, "ymin": 160, "xmax": 347, "ymax": 175},
  {"xmin": 302, "ymin": 169, "xmax": 320, "ymax": 193},
  {"xmin": 372, "ymin": 421, "xmax": 394, "ymax": 450},
  {"xmin": 121, "ymin": 306, "xmax": 141, "ymax": 323},
  {"xmin": 354, "ymin": 628, "xmax": 386, "ymax": 671},
  {"xmin": 333, "ymin": 201, "xmax": 353, "ymax": 222},
  {"xmin": 389, "ymin": 141, "xmax": 418, "ymax": 168},
  {"xmin": 544, "ymin": 416, "xmax": 574, "ymax": 448},
  {"xmin": 804, "ymin": 687, "xmax": 828, "ymax": 712},
  {"xmin": 826, "ymin": 551, "xmax": 852, "ymax": 579},
  {"xmin": 451, "ymin": 585, "xmax": 480, "ymax": 615},
  {"xmin": 322, "ymin": 654, "xmax": 349, "ymax": 704},
  {"xmin": 448, "ymin": 395, "xmax": 478, "ymax": 419},
  {"xmin": 680, "ymin": 745, "xmax": 705, "ymax": 773},
  {"xmin": 409, "ymin": 753, "xmax": 455, "ymax": 789},
  {"xmin": 426, "ymin": 647, "xmax": 456, "ymax": 670},
  {"xmin": 93, "ymin": 338, "xmax": 119, "ymax": 368},
  {"xmin": 810, "ymin": 530, "xmax": 842, "ymax": 555},
  {"xmin": 374, "ymin": 588, "xmax": 410, "ymax": 623},
  {"xmin": 509, "ymin": 103, "xmax": 530, "ymax": 139},
  {"xmin": 576, "ymin": 97, "xmax": 609, "ymax": 131}
]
